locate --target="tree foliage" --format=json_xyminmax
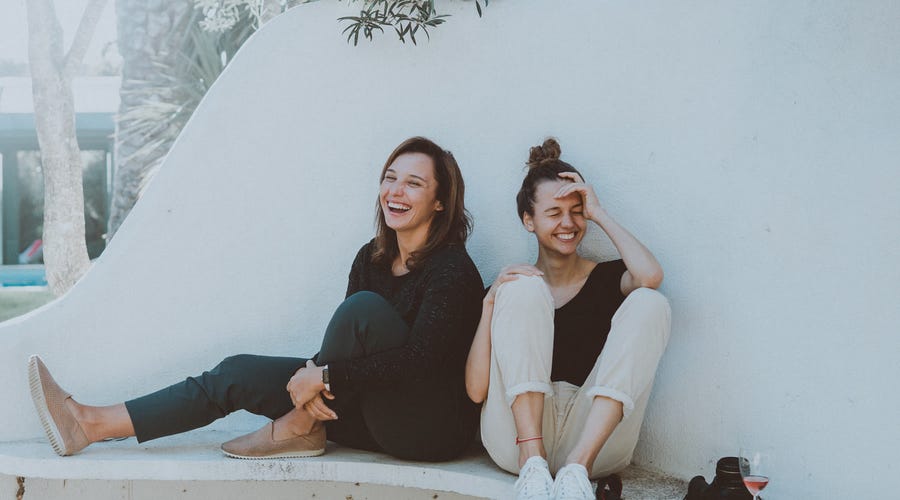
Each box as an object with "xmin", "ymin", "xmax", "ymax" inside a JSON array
[
  {"xmin": 114, "ymin": 8, "xmax": 256, "ymax": 204},
  {"xmin": 111, "ymin": 1, "xmax": 307, "ymax": 238},
  {"xmin": 339, "ymin": 1, "xmax": 447, "ymax": 46},
  {"xmin": 339, "ymin": 0, "xmax": 488, "ymax": 45},
  {"xmin": 192, "ymin": 0, "xmax": 487, "ymax": 45}
]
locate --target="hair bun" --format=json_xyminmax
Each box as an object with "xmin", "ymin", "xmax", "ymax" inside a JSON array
[{"xmin": 526, "ymin": 138, "xmax": 562, "ymax": 168}]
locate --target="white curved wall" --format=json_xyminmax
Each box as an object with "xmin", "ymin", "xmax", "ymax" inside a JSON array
[{"xmin": 1, "ymin": 1, "xmax": 897, "ymax": 498}]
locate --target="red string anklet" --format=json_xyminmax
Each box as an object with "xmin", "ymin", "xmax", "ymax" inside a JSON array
[{"xmin": 515, "ymin": 436, "xmax": 543, "ymax": 445}]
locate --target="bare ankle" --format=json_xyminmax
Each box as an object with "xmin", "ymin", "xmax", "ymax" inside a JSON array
[
  {"xmin": 66, "ymin": 400, "xmax": 98, "ymax": 443},
  {"xmin": 517, "ymin": 440, "xmax": 546, "ymax": 468},
  {"xmin": 563, "ymin": 452, "xmax": 592, "ymax": 470},
  {"xmin": 272, "ymin": 410, "xmax": 319, "ymax": 440}
]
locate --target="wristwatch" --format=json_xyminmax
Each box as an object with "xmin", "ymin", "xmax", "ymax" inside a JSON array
[{"xmin": 322, "ymin": 365, "xmax": 330, "ymax": 392}]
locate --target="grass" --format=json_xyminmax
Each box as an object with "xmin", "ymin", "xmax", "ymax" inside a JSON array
[{"xmin": 0, "ymin": 288, "xmax": 55, "ymax": 323}]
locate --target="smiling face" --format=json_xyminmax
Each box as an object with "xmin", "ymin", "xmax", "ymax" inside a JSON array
[
  {"xmin": 379, "ymin": 152, "xmax": 443, "ymax": 238},
  {"xmin": 522, "ymin": 179, "xmax": 586, "ymax": 256}
]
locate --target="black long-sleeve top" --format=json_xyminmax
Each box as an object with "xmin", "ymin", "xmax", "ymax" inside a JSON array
[{"xmin": 326, "ymin": 240, "xmax": 485, "ymax": 396}]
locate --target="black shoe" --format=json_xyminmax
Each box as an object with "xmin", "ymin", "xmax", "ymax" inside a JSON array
[{"xmin": 595, "ymin": 474, "xmax": 623, "ymax": 500}]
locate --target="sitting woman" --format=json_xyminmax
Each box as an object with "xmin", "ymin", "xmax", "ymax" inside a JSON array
[
  {"xmin": 465, "ymin": 139, "xmax": 671, "ymax": 500},
  {"xmin": 30, "ymin": 136, "xmax": 484, "ymax": 462}
]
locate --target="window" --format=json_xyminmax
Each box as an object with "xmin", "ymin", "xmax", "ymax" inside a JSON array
[{"xmin": 0, "ymin": 113, "xmax": 114, "ymax": 270}]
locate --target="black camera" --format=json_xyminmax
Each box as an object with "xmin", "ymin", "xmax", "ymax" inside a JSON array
[{"xmin": 684, "ymin": 457, "xmax": 754, "ymax": 500}]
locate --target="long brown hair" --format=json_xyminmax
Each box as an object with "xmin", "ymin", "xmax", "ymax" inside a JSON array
[{"xmin": 372, "ymin": 137, "xmax": 472, "ymax": 270}]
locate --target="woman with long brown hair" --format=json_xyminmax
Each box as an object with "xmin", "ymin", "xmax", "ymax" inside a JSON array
[{"xmin": 30, "ymin": 137, "xmax": 484, "ymax": 462}]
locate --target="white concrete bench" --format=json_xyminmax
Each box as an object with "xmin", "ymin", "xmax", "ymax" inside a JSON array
[
  {"xmin": 0, "ymin": 430, "xmax": 685, "ymax": 499},
  {"xmin": 0, "ymin": 1, "xmax": 705, "ymax": 498},
  {"xmin": 0, "ymin": 431, "xmax": 512, "ymax": 498}
]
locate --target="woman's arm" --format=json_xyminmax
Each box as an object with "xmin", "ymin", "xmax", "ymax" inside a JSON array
[
  {"xmin": 465, "ymin": 302, "xmax": 494, "ymax": 404},
  {"xmin": 465, "ymin": 265, "xmax": 544, "ymax": 404},
  {"xmin": 555, "ymin": 172, "xmax": 663, "ymax": 295},
  {"xmin": 592, "ymin": 209, "xmax": 663, "ymax": 294}
]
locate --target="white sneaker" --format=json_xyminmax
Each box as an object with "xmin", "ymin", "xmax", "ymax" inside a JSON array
[
  {"xmin": 551, "ymin": 463, "xmax": 594, "ymax": 500},
  {"xmin": 515, "ymin": 456, "xmax": 554, "ymax": 500}
]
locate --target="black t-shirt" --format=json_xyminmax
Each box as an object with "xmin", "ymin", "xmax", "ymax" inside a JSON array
[{"xmin": 550, "ymin": 259, "xmax": 628, "ymax": 386}]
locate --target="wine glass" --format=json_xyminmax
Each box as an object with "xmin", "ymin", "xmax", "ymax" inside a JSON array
[{"xmin": 738, "ymin": 448, "xmax": 771, "ymax": 499}]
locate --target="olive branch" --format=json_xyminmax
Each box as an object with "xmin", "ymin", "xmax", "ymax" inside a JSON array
[{"xmin": 338, "ymin": 0, "xmax": 487, "ymax": 46}]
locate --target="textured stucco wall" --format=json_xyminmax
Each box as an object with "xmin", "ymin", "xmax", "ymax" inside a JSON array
[{"xmin": 1, "ymin": 1, "xmax": 897, "ymax": 498}]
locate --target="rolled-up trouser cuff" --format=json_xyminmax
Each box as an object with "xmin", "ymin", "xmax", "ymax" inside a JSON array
[
  {"xmin": 584, "ymin": 386, "xmax": 636, "ymax": 419},
  {"xmin": 505, "ymin": 381, "xmax": 554, "ymax": 407}
]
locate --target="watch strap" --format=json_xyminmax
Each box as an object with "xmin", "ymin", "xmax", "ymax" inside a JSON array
[{"xmin": 322, "ymin": 365, "xmax": 331, "ymax": 392}]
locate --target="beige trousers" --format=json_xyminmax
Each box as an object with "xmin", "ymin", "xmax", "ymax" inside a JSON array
[{"xmin": 480, "ymin": 275, "xmax": 671, "ymax": 478}]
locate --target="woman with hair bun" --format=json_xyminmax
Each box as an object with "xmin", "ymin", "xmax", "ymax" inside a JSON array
[
  {"xmin": 466, "ymin": 138, "xmax": 671, "ymax": 499},
  {"xmin": 29, "ymin": 137, "xmax": 484, "ymax": 462}
]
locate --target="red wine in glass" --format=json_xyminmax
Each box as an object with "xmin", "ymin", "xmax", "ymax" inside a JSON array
[
  {"xmin": 738, "ymin": 448, "xmax": 772, "ymax": 500},
  {"xmin": 742, "ymin": 475, "xmax": 769, "ymax": 496}
]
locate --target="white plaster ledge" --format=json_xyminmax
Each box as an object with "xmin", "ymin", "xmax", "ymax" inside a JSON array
[
  {"xmin": 0, "ymin": 431, "xmax": 687, "ymax": 499},
  {"xmin": 0, "ymin": 431, "xmax": 514, "ymax": 498}
]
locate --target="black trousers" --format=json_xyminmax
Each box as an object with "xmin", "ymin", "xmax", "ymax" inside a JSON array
[{"xmin": 124, "ymin": 291, "xmax": 477, "ymax": 461}]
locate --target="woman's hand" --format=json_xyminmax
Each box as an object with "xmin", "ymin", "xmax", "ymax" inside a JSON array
[
  {"xmin": 286, "ymin": 360, "xmax": 326, "ymax": 409},
  {"xmin": 483, "ymin": 265, "xmax": 544, "ymax": 307},
  {"xmin": 554, "ymin": 171, "xmax": 605, "ymax": 223},
  {"xmin": 303, "ymin": 390, "xmax": 337, "ymax": 421}
]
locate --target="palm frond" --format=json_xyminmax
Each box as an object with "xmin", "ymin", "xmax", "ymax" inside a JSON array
[{"xmin": 115, "ymin": 6, "xmax": 258, "ymax": 198}]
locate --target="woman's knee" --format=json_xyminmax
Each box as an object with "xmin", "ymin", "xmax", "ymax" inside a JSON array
[
  {"xmin": 611, "ymin": 288, "xmax": 672, "ymax": 345},
  {"xmin": 491, "ymin": 276, "xmax": 554, "ymax": 352},
  {"xmin": 494, "ymin": 275, "xmax": 553, "ymax": 311},
  {"xmin": 334, "ymin": 291, "xmax": 402, "ymax": 328},
  {"xmin": 343, "ymin": 290, "xmax": 390, "ymax": 309},
  {"xmin": 325, "ymin": 292, "xmax": 390, "ymax": 339},
  {"xmin": 632, "ymin": 287, "xmax": 668, "ymax": 305},
  {"xmin": 212, "ymin": 354, "xmax": 257, "ymax": 377},
  {"xmin": 321, "ymin": 291, "xmax": 408, "ymax": 363},
  {"xmin": 620, "ymin": 288, "xmax": 670, "ymax": 320},
  {"xmin": 333, "ymin": 291, "xmax": 391, "ymax": 321}
]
